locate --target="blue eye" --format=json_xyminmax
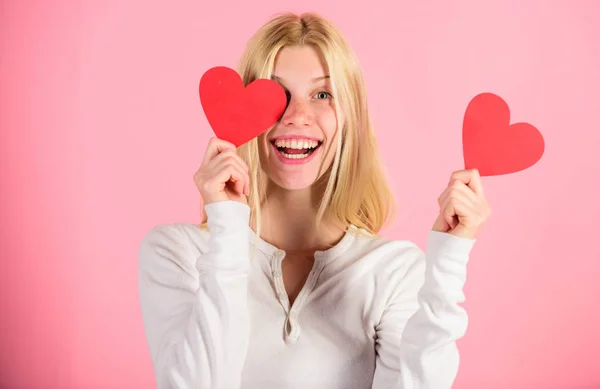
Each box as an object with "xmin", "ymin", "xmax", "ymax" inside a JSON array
[{"xmin": 315, "ymin": 91, "xmax": 332, "ymax": 99}]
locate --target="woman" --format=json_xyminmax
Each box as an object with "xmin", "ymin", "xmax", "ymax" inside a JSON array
[{"xmin": 138, "ymin": 12, "xmax": 491, "ymax": 389}]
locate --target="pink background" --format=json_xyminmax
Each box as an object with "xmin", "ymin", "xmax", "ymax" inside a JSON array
[{"xmin": 1, "ymin": 0, "xmax": 599, "ymax": 388}]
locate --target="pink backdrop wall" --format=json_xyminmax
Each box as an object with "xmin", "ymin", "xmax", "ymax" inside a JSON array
[{"xmin": 1, "ymin": 0, "xmax": 599, "ymax": 388}]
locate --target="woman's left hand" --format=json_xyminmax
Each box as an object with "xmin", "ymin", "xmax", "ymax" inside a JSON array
[{"xmin": 432, "ymin": 169, "xmax": 491, "ymax": 240}]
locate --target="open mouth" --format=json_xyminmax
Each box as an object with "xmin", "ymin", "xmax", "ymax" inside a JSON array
[{"xmin": 271, "ymin": 139, "xmax": 323, "ymax": 160}]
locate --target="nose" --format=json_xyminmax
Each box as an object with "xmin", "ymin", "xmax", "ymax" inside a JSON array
[{"xmin": 280, "ymin": 95, "xmax": 314, "ymax": 127}]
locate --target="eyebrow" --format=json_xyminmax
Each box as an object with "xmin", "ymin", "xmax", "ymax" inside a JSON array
[{"xmin": 271, "ymin": 75, "xmax": 330, "ymax": 83}]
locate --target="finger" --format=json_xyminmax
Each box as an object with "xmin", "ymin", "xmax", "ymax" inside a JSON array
[
  {"xmin": 440, "ymin": 201, "xmax": 458, "ymax": 230},
  {"xmin": 437, "ymin": 181, "xmax": 477, "ymax": 211},
  {"xmin": 201, "ymin": 137, "xmax": 237, "ymax": 166},
  {"xmin": 440, "ymin": 184, "xmax": 478, "ymax": 217},
  {"xmin": 231, "ymin": 174, "xmax": 245, "ymax": 197},
  {"xmin": 440, "ymin": 186, "xmax": 475, "ymax": 213},
  {"xmin": 438, "ymin": 190, "xmax": 457, "ymax": 230},
  {"xmin": 210, "ymin": 150, "xmax": 249, "ymax": 172},
  {"xmin": 209, "ymin": 150, "xmax": 249, "ymax": 173},
  {"xmin": 444, "ymin": 211, "xmax": 457, "ymax": 230},
  {"xmin": 449, "ymin": 169, "xmax": 484, "ymax": 196},
  {"xmin": 443, "ymin": 196, "xmax": 478, "ymax": 226},
  {"xmin": 212, "ymin": 157, "xmax": 250, "ymax": 193},
  {"xmin": 448, "ymin": 179, "xmax": 479, "ymax": 204},
  {"xmin": 211, "ymin": 151, "xmax": 250, "ymax": 195},
  {"xmin": 439, "ymin": 190, "xmax": 456, "ymax": 228},
  {"xmin": 213, "ymin": 164, "xmax": 246, "ymax": 196}
]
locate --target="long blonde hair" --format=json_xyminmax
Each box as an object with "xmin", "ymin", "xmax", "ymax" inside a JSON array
[{"xmin": 201, "ymin": 12, "xmax": 396, "ymax": 238}]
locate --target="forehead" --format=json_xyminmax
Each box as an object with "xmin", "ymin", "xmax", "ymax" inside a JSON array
[{"xmin": 272, "ymin": 45, "xmax": 329, "ymax": 79}]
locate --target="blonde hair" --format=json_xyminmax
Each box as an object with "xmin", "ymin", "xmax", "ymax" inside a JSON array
[{"xmin": 201, "ymin": 12, "xmax": 396, "ymax": 238}]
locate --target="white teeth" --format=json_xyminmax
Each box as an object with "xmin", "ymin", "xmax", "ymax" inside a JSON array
[
  {"xmin": 273, "ymin": 138, "xmax": 321, "ymax": 160},
  {"xmin": 280, "ymin": 151, "xmax": 310, "ymax": 159},
  {"xmin": 274, "ymin": 139, "xmax": 319, "ymax": 149}
]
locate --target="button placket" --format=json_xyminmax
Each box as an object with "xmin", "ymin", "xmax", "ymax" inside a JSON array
[
  {"xmin": 273, "ymin": 250, "xmax": 329, "ymax": 342},
  {"xmin": 271, "ymin": 250, "xmax": 290, "ymax": 312},
  {"xmin": 294, "ymin": 259, "xmax": 324, "ymax": 311},
  {"xmin": 285, "ymin": 260, "xmax": 326, "ymax": 342}
]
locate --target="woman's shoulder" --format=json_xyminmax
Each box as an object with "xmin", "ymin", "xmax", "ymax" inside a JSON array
[
  {"xmin": 140, "ymin": 222, "xmax": 210, "ymax": 248},
  {"xmin": 351, "ymin": 226, "xmax": 423, "ymax": 256},
  {"xmin": 348, "ymin": 227, "xmax": 426, "ymax": 272},
  {"xmin": 138, "ymin": 222, "xmax": 211, "ymax": 275}
]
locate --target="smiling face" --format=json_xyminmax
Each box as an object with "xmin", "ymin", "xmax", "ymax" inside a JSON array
[{"xmin": 258, "ymin": 45, "xmax": 343, "ymax": 191}]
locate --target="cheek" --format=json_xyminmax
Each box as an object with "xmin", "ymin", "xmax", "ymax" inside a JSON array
[
  {"xmin": 316, "ymin": 106, "xmax": 340, "ymax": 138},
  {"xmin": 321, "ymin": 108, "xmax": 343, "ymax": 164}
]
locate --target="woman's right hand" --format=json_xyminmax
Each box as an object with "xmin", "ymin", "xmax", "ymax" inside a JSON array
[{"xmin": 194, "ymin": 137, "xmax": 250, "ymax": 205}]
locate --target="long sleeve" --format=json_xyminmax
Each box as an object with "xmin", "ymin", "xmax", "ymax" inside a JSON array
[
  {"xmin": 371, "ymin": 230, "xmax": 476, "ymax": 389},
  {"xmin": 137, "ymin": 200, "xmax": 252, "ymax": 389}
]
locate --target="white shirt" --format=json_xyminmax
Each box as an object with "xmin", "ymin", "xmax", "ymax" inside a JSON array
[{"xmin": 138, "ymin": 200, "xmax": 476, "ymax": 389}]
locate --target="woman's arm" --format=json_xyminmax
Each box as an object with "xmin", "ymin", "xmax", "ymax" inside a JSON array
[
  {"xmin": 138, "ymin": 201, "xmax": 251, "ymax": 389},
  {"xmin": 371, "ymin": 230, "xmax": 475, "ymax": 389}
]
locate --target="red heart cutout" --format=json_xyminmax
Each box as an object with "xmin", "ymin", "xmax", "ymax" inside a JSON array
[
  {"xmin": 463, "ymin": 93, "xmax": 545, "ymax": 176},
  {"xmin": 199, "ymin": 66, "xmax": 287, "ymax": 147}
]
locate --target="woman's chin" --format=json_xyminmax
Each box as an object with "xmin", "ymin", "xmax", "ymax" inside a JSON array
[{"xmin": 270, "ymin": 174, "xmax": 318, "ymax": 192}]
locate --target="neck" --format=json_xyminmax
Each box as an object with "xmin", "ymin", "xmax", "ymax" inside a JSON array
[{"xmin": 256, "ymin": 180, "xmax": 346, "ymax": 254}]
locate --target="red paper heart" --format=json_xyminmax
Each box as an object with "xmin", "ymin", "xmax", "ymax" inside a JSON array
[
  {"xmin": 463, "ymin": 93, "xmax": 545, "ymax": 176},
  {"xmin": 199, "ymin": 66, "xmax": 287, "ymax": 147}
]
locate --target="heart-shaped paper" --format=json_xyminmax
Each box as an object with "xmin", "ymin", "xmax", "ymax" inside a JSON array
[
  {"xmin": 463, "ymin": 93, "xmax": 545, "ymax": 176},
  {"xmin": 199, "ymin": 66, "xmax": 287, "ymax": 147}
]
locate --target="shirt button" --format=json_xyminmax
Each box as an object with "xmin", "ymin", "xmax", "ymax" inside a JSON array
[{"xmin": 275, "ymin": 250, "xmax": 285, "ymax": 257}]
